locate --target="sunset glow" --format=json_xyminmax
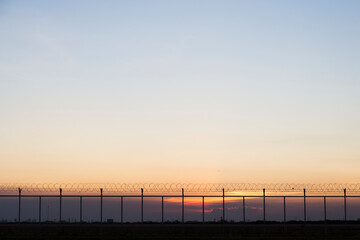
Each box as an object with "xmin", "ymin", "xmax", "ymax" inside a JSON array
[
  {"xmin": 1, "ymin": 2, "xmax": 360, "ymax": 237},
  {"xmin": 1, "ymin": 1, "xmax": 360, "ymax": 185}
]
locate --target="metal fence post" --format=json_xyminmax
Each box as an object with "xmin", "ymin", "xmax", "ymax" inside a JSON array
[
  {"xmin": 263, "ymin": 188, "xmax": 266, "ymax": 224},
  {"xmin": 141, "ymin": 188, "xmax": 144, "ymax": 223},
  {"xmin": 303, "ymin": 188, "xmax": 306, "ymax": 224},
  {"xmin": 59, "ymin": 188, "xmax": 62, "ymax": 223},
  {"xmin": 100, "ymin": 188, "xmax": 103, "ymax": 223},
  {"xmin": 324, "ymin": 196, "xmax": 327, "ymax": 236},
  {"xmin": 222, "ymin": 188, "xmax": 225, "ymax": 223},
  {"xmin": 283, "ymin": 196, "xmax": 286, "ymax": 233},
  {"xmin": 121, "ymin": 196, "xmax": 123, "ymax": 223},
  {"xmin": 38, "ymin": 196, "xmax": 41, "ymax": 223},
  {"xmin": 324, "ymin": 196, "xmax": 326, "ymax": 224},
  {"xmin": 161, "ymin": 196, "xmax": 164, "ymax": 223},
  {"xmin": 18, "ymin": 188, "xmax": 22, "ymax": 223},
  {"xmin": 80, "ymin": 196, "xmax": 82, "ymax": 223},
  {"xmin": 202, "ymin": 196, "xmax": 205, "ymax": 224},
  {"xmin": 243, "ymin": 196, "xmax": 246, "ymax": 224},
  {"xmin": 283, "ymin": 196, "xmax": 286, "ymax": 223},
  {"xmin": 182, "ymin": 188, "xmax": 184, "ymax": 224},
  {"xmin": 344, "ymin": 189, "xmax": 347, "ymax": 224}
]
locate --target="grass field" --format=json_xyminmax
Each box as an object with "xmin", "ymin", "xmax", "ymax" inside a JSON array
[{"xmin": 0, "ymin": 223, "xmax": 360, "ymax": 239}]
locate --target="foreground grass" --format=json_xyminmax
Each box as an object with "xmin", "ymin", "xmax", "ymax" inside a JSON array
[{"xmin": 0, "ymin": 223, "xmax": 360, "ymax": 239}]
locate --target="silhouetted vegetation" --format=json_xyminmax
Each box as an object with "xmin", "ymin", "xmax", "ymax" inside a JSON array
[{"xmin": 1, "ymin": 222, "xmax": 360, "ymax": 239}]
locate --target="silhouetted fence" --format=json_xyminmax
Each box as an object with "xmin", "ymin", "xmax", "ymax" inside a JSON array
[{"xmin": 1, "ymin": 188, "xmax": 359, "ymax": 225}]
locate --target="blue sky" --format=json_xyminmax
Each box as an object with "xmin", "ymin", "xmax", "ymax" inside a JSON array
[{"xmin": 0, "ymin": 0, "xmax": 360, "ymax": 183}]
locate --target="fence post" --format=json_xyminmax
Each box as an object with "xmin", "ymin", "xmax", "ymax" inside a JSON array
[
  {"xmin": 344, "ymin": 189, "xmax": 347, "ymax": 224},
  {"xmin": 263, "ymin": 188, "xmax": 266, "ymax": 224},
  {"xmin": 38, "ymin": 196, "xmax": 41, "ymax": 223},
  {"xmin": 243, "ymin": 196, "xmax": 246, "ymax": 224},
  {"xmin": 303, "ymin": 188, "xmax": 306, "ymax": 224},
  {"xmin": 283, "ymin": 196, "xmax": 286, "ymax": 233},
  {"xmin": 161, "ymin": 196, "xmax": 164, "ymax": 223},
  {"xmin": 80, "ymin": 196, "xmax": 82, "ymax": 223},
  {"xmin": 141, "ymin": 188, "xmax": 144, "ymax": 223},
  {"xmin": 222, "ymin": 188, "xmax": 225, "ymax": 223},
  {"xmin": 100, "ymin": 188, "xmax": 103, "ymax": 223},
  {"xmin": 18, "ymin": 188, "xmax": 22, "ymax": 223},
  {"xmin": 324, "ymin": 196, "xmax": 326, "ymax": 224},
  {"xmin": 121, "ymin": 196, "xmax": 123, "ymax": 223},
  {"xmin": 59, "ymin": 188, "xmax": 62, "ymax": 223},
  {"xmin": 182, "ymin": 188, "xmax": 184, "ymax": 224},
  {"xmin": 324, "ymin": 196, "xmax": 327, "ymax": 236},
  {"xmin": 283, "ymin": 196, "xmax": 286, "ymax": 222},
  {"xmin": 202, "ymin": 196, "xmax": 205, "ymax": 224}
]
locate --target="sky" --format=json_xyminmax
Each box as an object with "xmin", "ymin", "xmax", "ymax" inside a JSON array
[{"xmin": 0, "ymin": 0, "xmax": 360, "ymax": 184}]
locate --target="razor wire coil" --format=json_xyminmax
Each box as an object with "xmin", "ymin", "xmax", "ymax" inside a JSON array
[{"xmin": 0, "ymin": 183, "xmax": 359, "ymax": 193}]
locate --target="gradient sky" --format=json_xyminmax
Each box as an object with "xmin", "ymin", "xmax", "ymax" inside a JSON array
[{"xmin": 0, "ymin": 0, "xmax": 360, "ymax": 184}]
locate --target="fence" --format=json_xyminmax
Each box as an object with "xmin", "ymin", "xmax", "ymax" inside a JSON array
[
  {"xmin": 1, "ymin": 187, "xmax": 359, "ymax": 224},
  {"xmin": 2, "ymin": 183, "xmax": 360, "ymax": 193}
]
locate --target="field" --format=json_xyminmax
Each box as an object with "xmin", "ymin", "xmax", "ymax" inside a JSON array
[{"xmin": 0, "ymin": 223, "xmax": 360, "ymax": 240}]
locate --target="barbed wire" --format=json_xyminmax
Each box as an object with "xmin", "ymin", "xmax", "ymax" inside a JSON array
[{"xmin": 0, "ymin": 183, "xmax": 359, "ymax": 194}]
